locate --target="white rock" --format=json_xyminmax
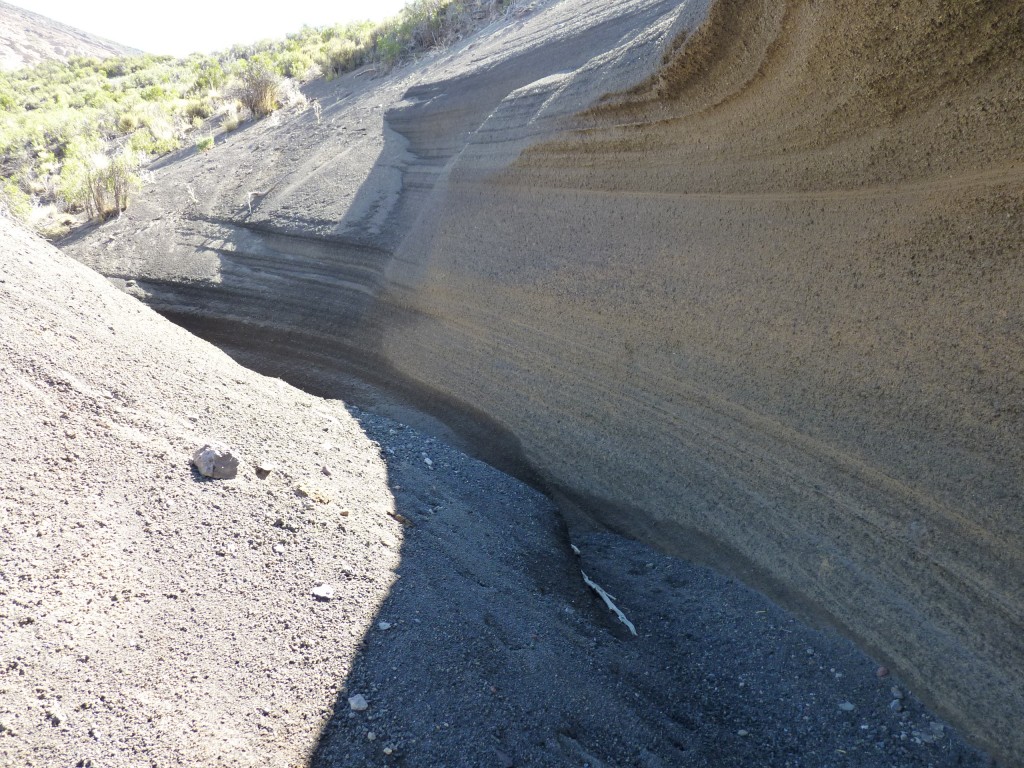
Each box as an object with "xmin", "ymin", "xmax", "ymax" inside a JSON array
[
  {"xmin": 311, "ymin": 584, "xmax": 335, "ymax": 601},
  {"xmin": 348, "ymin": 694, "xmax": 368, "ymax": 712},
  {"xmin": 378, "ymin": 621, "xmax": 392, "ymax": 631},
  {"xmin": 192, "ymin": 443, "xmax": 239, "ymax": 479},
  {"xmin": 254, "ymin": 460, "xmax": 278, "ymax": 478},
  {"xmin": 838, "ymin": 702, "xmax": 856, "ymax": 712}
]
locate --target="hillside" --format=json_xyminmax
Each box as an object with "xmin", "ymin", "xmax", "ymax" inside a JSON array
[
  {"xmin": 51, "ymin": 0, "xmax": 1024, "ymax": 764},
  {"xmin": 0, "ymin": 1, "xmax": 139, "ymax": 70}
]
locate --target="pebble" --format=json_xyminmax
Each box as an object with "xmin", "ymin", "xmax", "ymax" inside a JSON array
[
  {"xmin": 890, "ymin": 700, "xmax": 904, "ymax": 713},
  {"xmin": 383, "ymin": 746, "xmax": 394, "ymax": 755},
  {"xmin": 378, "ymin": 621, "xmax": 392, "ymax": 630},
  {"xmin": 311, "ymin": 584, "xmax": 335, "ymax": 601},
  {"xmin": 348, "ymin": 694, "xmax": 368, "ymax": 712},
  {"xmin": 321, "ymin": 465, "xmax": 332, "ymax": 476},
  {"xmin": 737, "ymin": 729, "xmax": 749, "ymax": 737},
  {"xmin": 254, "ymin": 460, "xmax": 278, "ymax": 479},
  {"xmin": 838, "ymin": 702, "xmax": 856, "ymax": 712},
  {"xmin": 891, "ymin": 686, "xmax": 904, "ymax": 699},
  {"xmin": 876, "ymin": 665, "xmax": 889, "ymax": 678},
  {"xmin": 367, "ymin": 731, "xmax": 376, "ymax": 741},
  {"xmin": 273, "ymin": 543, "xmax": 285, "ymax": 554}
]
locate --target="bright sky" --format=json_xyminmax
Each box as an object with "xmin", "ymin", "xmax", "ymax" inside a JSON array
[{"xmin": 8, "ymin": 0, "xmax": 410, "ymax": 57}]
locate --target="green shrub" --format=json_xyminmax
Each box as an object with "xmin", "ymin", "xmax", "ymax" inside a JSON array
[
  {"xmin": 141, "ymin": 84, "xmax": 168, "ymax": 101},
  {"xmin": 235, "ymin": 57, "xmax": 281, "ymax": 117},
  {"xmin": 279, "ymin": 50, "xmax": 314, "ymax": 80},
  {"xmin": 320, "ymin": 37, "xmax": 362, "ymax": 78},
  {"xmin": 0, "ymin": 181, "xmax": 32, "ymax": 223},
  {"xmin": 128, "ymin": 127, "xmax": 179, "ymax": 156},
  {"xmin": 59, "ymin": 139, "xmax": 141, "ymax": 219},
  {"xmin": 221, "ymin": 103, "xmax": 242, "ymax": 131},
  {"xmin": 195, "ymin": 134, "xmax": 215, "ymax": 151},
  {"xmin": 185, "ymin": 98, "xmax": 214, "ymax": 120}
]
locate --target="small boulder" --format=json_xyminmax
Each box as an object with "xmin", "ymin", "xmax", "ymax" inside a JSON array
[{"xmin": 192, "ymin": 443, "xmax": 239, "ymax": 479}]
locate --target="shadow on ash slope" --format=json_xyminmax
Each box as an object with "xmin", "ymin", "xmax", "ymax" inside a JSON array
[{"xmin": 1, "ymin": 233, "xmax": 991, "ymax": 766}]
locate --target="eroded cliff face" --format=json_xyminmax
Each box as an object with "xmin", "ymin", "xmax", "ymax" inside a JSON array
[{"xmin": 63, "ymin": 0, "xmax": 1024, "ymax": 761}]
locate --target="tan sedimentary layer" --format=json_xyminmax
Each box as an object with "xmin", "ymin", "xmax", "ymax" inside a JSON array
[{"xmin": 378, "ymin": 0, "xmax": 1024, "ymax": 761}]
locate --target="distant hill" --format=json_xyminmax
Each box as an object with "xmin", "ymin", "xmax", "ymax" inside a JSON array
[{"xmin": 0, "ymin": 1, "xmax": 141, "ymax": 70}]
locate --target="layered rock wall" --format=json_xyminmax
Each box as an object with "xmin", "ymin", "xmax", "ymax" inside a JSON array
[{"xmin": 63, "ymin": 0, "xmax": 1024, "ymax": 760}]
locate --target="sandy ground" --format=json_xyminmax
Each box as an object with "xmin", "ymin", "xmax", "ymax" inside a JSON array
[{"xmin": 1, "ymin": 219, "xmax": 992, "ymax": 766}]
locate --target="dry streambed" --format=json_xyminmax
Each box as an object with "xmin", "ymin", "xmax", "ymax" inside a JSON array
[{"xmin": 0, "ymin": 221, "xmax": 990, "ymax": 766}]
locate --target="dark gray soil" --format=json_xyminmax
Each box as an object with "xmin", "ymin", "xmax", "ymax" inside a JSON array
[{"xmin": 312, "ymin": 407, "xmax": 988, "ymax": 768}]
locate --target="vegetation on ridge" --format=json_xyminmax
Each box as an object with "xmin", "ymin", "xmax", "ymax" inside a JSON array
[{"xmin": 0, "ymin": 0, "xmax": 515, "ymax": 237}]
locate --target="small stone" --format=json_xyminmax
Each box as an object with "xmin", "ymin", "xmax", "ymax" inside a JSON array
[
  {"xmin": 273, "ymin": 543, "xmax": 285, "ymax": 554},
  {"xmin": 422, "ymin": 455, "xmax": 433, "ymax": 468},
  {"xmin": 65, "ymin": 430, "xmax": 76, "ymax": 439},
  {"xmin": 311, "ymin": 584, "xmax": 335, "ymax": 601},
  {"xmin": 890, "ymin": 700, "xmax": 904, "ymax": 713},
  {"xmin": 296, "ymin": 484, "xmax": 331, "ymax": 504},
  {"xmin": 876, "ymin": 666, "xmax": 889, "ymax": 678},
  {"xmin": 192, "ymin": 443, "xmax": 239, "ymax": 479},
  {"xmin": 367, "ymin": 731, "xmax": 376, "ymax": 741},
  {"xmin": 383, "ymin": 746, "xmax": 394, "ymax": 756},
  {"xmin": 348, "ymin": 694, "xmax": 368, "ymax": 712},
  {"xmin": 838, "ymin": 702, "xmax": 856, "ymax": 712},
  {"xmin": 737, "ymin": 729, "xmax": 749, "ymax": 737},
  {"xmin": 378, "ymin": 621, "xmax": 392, "ymax": 630},
  {"xmin": 890, "ymin": 686, "xmax": 904, "ymax": 699},
  {"xmin": 255, "ymin": 460, "xmax": 278, "ymax": 480},
  {"xmin": 321, "ymin": 466, "xmax": 332, "ymax": 477}
]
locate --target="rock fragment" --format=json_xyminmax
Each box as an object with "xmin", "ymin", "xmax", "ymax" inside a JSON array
[
  {"xmin": 311, "ymin": 584, "xmax": 335, "ymax": 601},
  {"xmin": 255, "ymin": 460, "xmax": 278, "ymax": 479},
  {"xmin": 296, "ymin": 483, "xmax": 331, "ymax": 504},
  {"xmin": 192, "ymin": 443, "xmax": 239, "ymax": 479},
  {"xmin": 348, "ymin": 694, "xmax": 368, "ymax": 712}
]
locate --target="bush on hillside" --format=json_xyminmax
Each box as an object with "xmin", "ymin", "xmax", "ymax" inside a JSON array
[
  {"xmin": 59, "ymin": 139, "xmax": 141, "ymax": 220},
  {"xmin": 235, "ymin": 58, "xmax": 281, "ymax": 117}
]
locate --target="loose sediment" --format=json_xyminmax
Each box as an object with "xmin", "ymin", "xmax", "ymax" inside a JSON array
[{"xmin": 61, "ymin": 0, "xmax": 1024, "ymax": 761}]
